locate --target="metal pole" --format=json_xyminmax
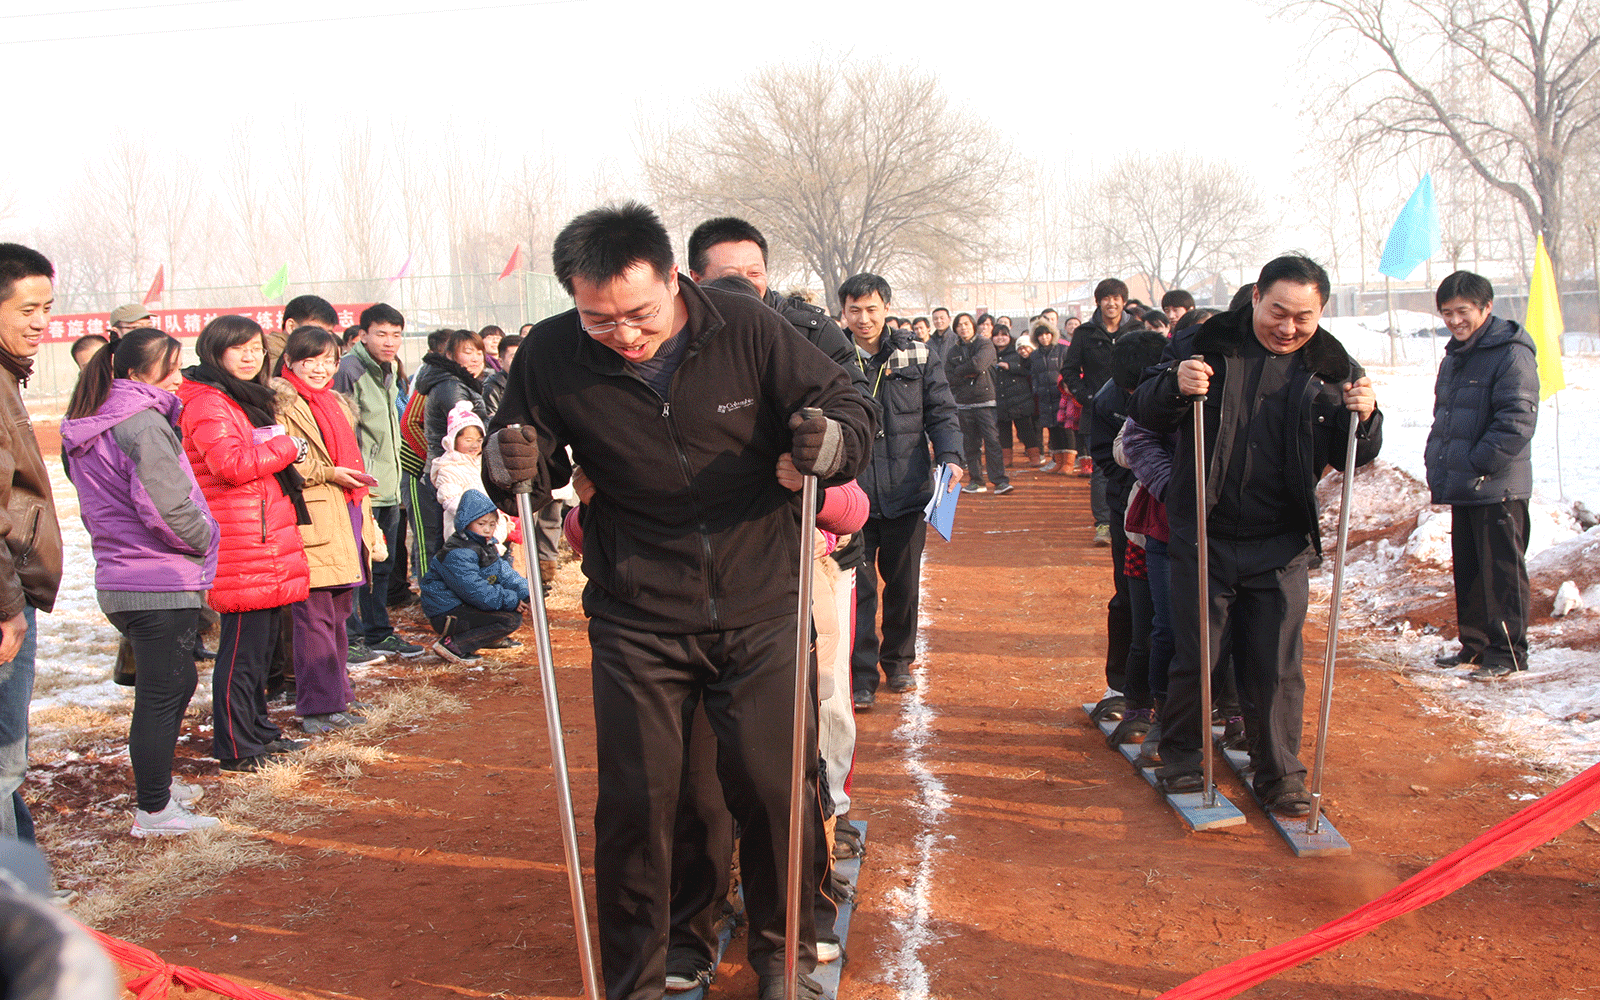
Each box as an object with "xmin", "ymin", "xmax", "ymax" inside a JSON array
[
  {"xmin": 1385, "ymin": 277, "xmax": 1398, "ymax": 367},
  {"xmin": 1308, "ymin": 415, "xmax": 1361, "ymax": 834},
  {"xmin": 1190, "ymin": 357, "xmax": 1216, "ymax": 808},
  {"xmin": 784, "ymin": 474, "xmax": 819, "ymax": 1000},
  {"xmin": 514, "ymin": 484, "xmax": 602, "ymax": 1000}
]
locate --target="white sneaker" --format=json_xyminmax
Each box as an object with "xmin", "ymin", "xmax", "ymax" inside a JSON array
[
  {"xmin": 170, "ymin": 778, "xmax": 204, "ymax": 807},
  {"xmin": 816, "ymin": 940, "xmax": 841, "ymax": 963},
  {"xmin": 132, "ymin": 800, "xmax": 221, "ymax": 838}
]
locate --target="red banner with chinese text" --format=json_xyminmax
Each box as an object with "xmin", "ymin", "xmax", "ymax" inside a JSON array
[{"xmin": 44, "ymin": 304, "xmax": 374, "ymax": 344}]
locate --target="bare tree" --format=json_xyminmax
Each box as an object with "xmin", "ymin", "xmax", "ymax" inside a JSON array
[
  {"xmin": 221, "ymin": 121, "xmax": 286, "ymax": 299},
  {"xmin": 1286, "ymin": 0, "xmax": 1600, "ymax": 276},
  {"xmin": 1084, "ymin": 153, "xmax": 1271, "ymax": 295},
  {"xmin": 332, "ymin": 124, "xmax": 390, "ymax": 299},
  {"xmin": 279, "ymin": 124, "xmax": 325, "ymax": 285},
  {"xmin": 641, "ymin": 60, "xmax": 1007, "ymax": 301}
]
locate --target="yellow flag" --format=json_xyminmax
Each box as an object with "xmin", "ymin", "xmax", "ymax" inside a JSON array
[{"xmin": 1527, "ymin": 235, "xmax": 1566, "ymax": 399}]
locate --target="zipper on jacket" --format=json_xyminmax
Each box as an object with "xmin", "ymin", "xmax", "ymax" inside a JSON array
[
  {"xmin": 659, "ymin": 393, "xmax": 720, "ymax": 630},
  {"xmin": 15, "ymin": 508, "xmax": 40, "ymax": 568},
  {"xmin": 260, "ymin": 493, "xmax": 268, "ymax": 544}
]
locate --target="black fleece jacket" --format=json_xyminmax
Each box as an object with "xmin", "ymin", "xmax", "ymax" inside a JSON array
[
  {"xmin": 487, "ymin": 276, "xmax": 877, "ymax": 633},
  {"xmin": 1129, "ymin": 305, "xmax": 1383, "ymax": 557}
]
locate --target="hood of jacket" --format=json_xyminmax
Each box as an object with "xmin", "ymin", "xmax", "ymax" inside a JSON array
[
  {"xmin": 61, "ymin": 379, "xmax": 180, "ymax": 457},
  {"xmin": 414, "ymin": 353, "xmax": 483, "ymax": 396},
  {"xmin": 1191, "ymin": 305, "xmax": 1359, "ymax": 384},
  {"xmin": 454, "ymin": 488, "xmax": 497, "ymax": 533}
]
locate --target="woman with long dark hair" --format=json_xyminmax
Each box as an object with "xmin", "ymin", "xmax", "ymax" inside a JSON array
[
  {"xmin": 272, "ymin": 327, "xmax": 382, "ymax": 735},
  {"xmin": 60, "ymin": 329, "xmax": 222, "ymax": 834},
  {"xmin": 177, "ymin": 316, "xmax": 312, "ymax": 772}
]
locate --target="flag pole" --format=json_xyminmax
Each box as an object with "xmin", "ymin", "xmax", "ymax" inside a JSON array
[
  {"xmin": 1385, "ymin": 277, "xmax": 1397, "ymax": 366},
  {"xmin": 1555, "ymin": 392, "xmax": 1564, "ymax": 500}
]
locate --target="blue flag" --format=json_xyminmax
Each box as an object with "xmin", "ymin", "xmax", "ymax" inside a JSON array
[{"xmin": 1378, "ymin": 174, "xmax": 1441, "ymax": 280}]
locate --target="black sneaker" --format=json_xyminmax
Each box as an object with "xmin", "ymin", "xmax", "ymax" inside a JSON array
[
  {"xmin": 1256, "ymin": 775, "xmax": 1312, "ymax": 817},
  {"xmin": 347, "ymin": 641, "xmax": 385, "ymax": 666},
  {"xmin": 885, "ymin": 673, "xmax": 917, "ymax": 694},
  {"xmin": 663, "ymin": 948, "xmax": 713, "ymax": 994},
  {"xmin": 265, "ymin": 738, "xmax": 309, "ymax": 755},
  {"xmin": 1106, "ymin": 708, "xmax": 1153, "ymax": 748},
  {"xmin": 1157, "ymin": 769, "xmax": 1203, "ymax": 794},
  {"xmin": 1468, "ymin": 663, "xmax": 1520, "ymax": 681},
  {"xmin": 1089, "ymin": 695, "xmax": 1127, "ymax": 723},
  {"xmin": 371, "ymin": 635, "xmax": 426, "ymax": 658},
  {"xmin": 218, "ymin": 754, "xmax": 269, "ymax": 773},
  {"xmin": 758, "ymin": 973, "xmax": 823, "ymax": 1000},
  {"xmin": 1435, "ymin": 649, "xmax": 1478, "ymax": 668},
  {"xmin": 993, "ymin": 482, "xmax": 1015, "ymax": 495},
  {"xmin": 852, "ymin": 689, "xmax": 874, "ymax": 711},
  {"xmin": 1219, "ymin": 716, "xmax": 1248, "ymax": 752}
]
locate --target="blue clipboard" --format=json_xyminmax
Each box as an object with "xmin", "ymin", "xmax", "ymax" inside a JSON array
[{"xmin": 922, "ymin": 465, "xmax": 960, "ymax": 541}]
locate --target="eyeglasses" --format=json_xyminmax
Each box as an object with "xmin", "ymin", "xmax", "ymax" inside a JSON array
[{"xmin": 579, "ymin": 305, "xmax": 662, "ymax": 337}]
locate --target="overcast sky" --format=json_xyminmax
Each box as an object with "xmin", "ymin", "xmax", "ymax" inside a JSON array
[{"xmin": 3, "ymin": 0, "xmax": 1322, "ymax": 233}]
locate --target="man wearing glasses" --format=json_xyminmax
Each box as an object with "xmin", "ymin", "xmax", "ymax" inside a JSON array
[{"xmin": 486, "ymin": 203, "xmax": 876, "ymax": 1000}]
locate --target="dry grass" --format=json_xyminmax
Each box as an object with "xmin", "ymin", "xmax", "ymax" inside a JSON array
[
  {"xmin": 51, "ymin": 675, "xmax": 476, "ymax": 938},
  {"xmin": 29, "ymin": 705, "xmax": 124, "ymax": 754},
  {"xmin": 68, "ymin": 826, "xmax": 288, "ymax": 928}
]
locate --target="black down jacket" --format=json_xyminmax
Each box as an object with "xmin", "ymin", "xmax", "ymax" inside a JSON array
[
  {"xmin": 943, "ymin": 335, "xmax": 997, "ymax": 405},
  {"xmin": 993, "ymin": 344, "xmax": 1034, "ymax": 420},
  {"xmin": 1026, "ymin": 341, "xmax": 1069, "ymax": 428},
  {"xmin": 1424, "ymin": 314, "xmax": 1538, "ymax": 506},
  {"xmin": 854, "ymin": 329, "xmax": 963, "ymax": 519}
]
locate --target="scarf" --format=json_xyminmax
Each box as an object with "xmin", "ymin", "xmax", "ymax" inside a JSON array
[
  {"xmin": 184, "ymin": 363, "xmax": 311, "ymax": 525},
  {"xmin": 281, "ymin": 369, "xmax": 369, "ymax": 503},
  {"xmin": 0, "ymin": 351, "xmax": 33, "ymax": 387}
]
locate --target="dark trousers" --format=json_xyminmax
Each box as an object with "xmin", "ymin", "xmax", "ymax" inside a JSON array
[
  {"xmin": 1090, "ymin": 465, "xmax": 1109, "ymax": 525},
  {"xmin": 1452, "ymin": 500, "xmax": 1531, "ymax": 669},
  {"xmin": 588, "ymin": 614, "xmax": 820, "ymax": 1000},
  {"xmin": 1044, "ymin": 425, "xmax": 1076, "ymax": 452},
  {"xmin": 957, "ymin": 408, "xmax": 1007, "ymax": 489},
  {"xmin": 669, "ymin": 701, "xmax": 735, "ymax": 967},
  {"xmin": 350, "ymin": 504, "xmax": 402, "ymax": 644},
  {"xmin": 108, "ymin": 608, "xmax": 200, "ymax": 813},
  {"xmin": 293, "ymin": 589, "xmax": 355, "ymax": 716},
  {"xmin": 427, "ymin": 605, "xmax": 522, "ymax": 655},
  {"xmin": 1104, "ymin": 513, "xmax": 1131, "ymax": 692},
  {"xmin": 1159, "ymin": 533, "xmax": 1312, "ymax": 788},
  {"xmin": 1146, "ymin": 538, "xmax": 1175, "ymax": 703},
  {"xmin": 387, "ymin": 513, "xmax": 412, "ymax": 604},
  {"xmin": 998, "ymin": 414, "xmax": 1039, "ymax": 451},
  {"xmin": 212, "ymin": 607, "xmax": 286, "ymax": 761},
  {"xmin": 409, "ymin": 477, "xmax": 446, "ymax": 579},
  {"xmin": 1124, "ymin": 573, "xmax": 1153, "ymax": 709},
  {"xmin": 852, "ymin": 511, "xmax": 926, "ymax": 694}
]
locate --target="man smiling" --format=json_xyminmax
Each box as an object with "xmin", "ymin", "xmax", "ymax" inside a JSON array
[
  {"xmin": 485, "ymin": 203, "xmax": 875, "ymax": 1000},
  {"xmin": 1130, "ymin": 255, "xmax": 1380, "ymax": 817},
  {"xmin": 0, "ymin": 245, "xmax": 64, "ymax": 842}
]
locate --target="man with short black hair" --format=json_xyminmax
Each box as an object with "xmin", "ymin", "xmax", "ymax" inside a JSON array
[
  {"xmin": 1064, "ymin": 278, "xmax": 1144, "ymax": 541},
  {"xmin": 1426, "ymin": 271, "xmax": 1538, "ymax": 680},
  {"xmin": 841, "ymin": 273, "xmax": 962, "ymax": 709},
  {"xmin": 910, "ymin": 316, "xmax": 931, "ymax": 342},
  {"xmin": 335, "ymin": 302, "xmax": 423, "ymax": 662},
  {"xmin": 488, "ymin": 202, "xmax": 875, "ymax": 1000},
  {"xmin": 928, "ymin": 306, "xmax": 953, "ymax": 360},
  {"xmin": 0, "ymin": 244, "xmax": 63, "ymax": 841},
  {"xmin": 1161, "ymin": 289, "xmax": 1195, "ymax": 328},
  {"xmin": 1130, "ymin": 255, "xmax": 1381, "ymax": 815}
]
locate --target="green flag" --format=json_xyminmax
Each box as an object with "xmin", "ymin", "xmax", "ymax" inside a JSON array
[{"xmin": 260, "ymin": 264, "xmax": 288, "ymax": 300}]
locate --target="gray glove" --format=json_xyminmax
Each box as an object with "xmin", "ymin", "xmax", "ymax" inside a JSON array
[
  {"xmin": 788, "ymin": 407, "xmax": 845, "ymax": 479},
  {"xmin": 485, "ymin": 424, "xmax": 541, "ymax": 489}
]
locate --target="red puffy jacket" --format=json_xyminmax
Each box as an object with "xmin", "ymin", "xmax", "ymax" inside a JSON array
[{"xmin": 176, "ymin": 379, "xmax": 310, "ymax": 613}]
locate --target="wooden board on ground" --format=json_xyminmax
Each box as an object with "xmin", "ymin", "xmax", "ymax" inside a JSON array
[
  {"xmin": 813, "ymin": 820, "xmax": 865, "ymax": 1000},
  {"xmin": 1216, "ymin": 742, "xmax": 1353, "ymax": 857},
  {"xmin": 682, "ymin": 822, "xmax": 866, "ymax": 1000},
  {"xmin": 1081, "ymin": 704, "xmax": 1245, "ymax": 832}
]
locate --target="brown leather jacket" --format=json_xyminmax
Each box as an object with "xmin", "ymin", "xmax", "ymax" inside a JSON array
[{"xmin": 0, "ymin": 361, "xmax": 62, "ymax": 617}]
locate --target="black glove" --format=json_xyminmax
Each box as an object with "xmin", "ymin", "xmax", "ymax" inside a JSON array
[
  {"xmin": 485, "ymin": 424, "xmax": 541, "ymax": 489},
  {"xmin": 788, "ymin": 407, "xmax": 845, "ymax": 479}
]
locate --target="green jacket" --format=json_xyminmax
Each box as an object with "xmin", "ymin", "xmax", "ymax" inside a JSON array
[{"xmin": 334, "ymin": 342, "xmax": 402, "ymax": 506}]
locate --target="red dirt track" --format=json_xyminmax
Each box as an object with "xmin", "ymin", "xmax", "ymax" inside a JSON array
[{"xmin": 53, "ymin": 464, "xmax": 1600, "ymax": 1000}]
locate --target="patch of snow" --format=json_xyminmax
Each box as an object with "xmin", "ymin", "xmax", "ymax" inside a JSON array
[
  {"xmin": 1404, "ymin": 510, "xmax": 1453, "ymax": 567},
  {"xmin": 1553, "ymin": 581, "xmax": 1584, "ymax": 618}
]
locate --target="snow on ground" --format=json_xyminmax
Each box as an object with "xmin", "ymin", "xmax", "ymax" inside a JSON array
[
  {"xmin": 30, "ymin": 466, "xmax": 131, "ymax": 717},
  {"xmin": 1312, "ymin": 337, "xmax": 1600, "ymax": 780}
]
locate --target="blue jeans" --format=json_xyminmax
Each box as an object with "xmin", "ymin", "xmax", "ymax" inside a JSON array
[{"xmin": 0, "ymin": 606, "xmax": 37, "ymax": 841}]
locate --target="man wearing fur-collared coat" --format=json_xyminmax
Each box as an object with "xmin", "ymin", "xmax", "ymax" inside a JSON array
[{"xmin": 1129, "ymin": 256, "xmax": 1382, "ymax": 817}]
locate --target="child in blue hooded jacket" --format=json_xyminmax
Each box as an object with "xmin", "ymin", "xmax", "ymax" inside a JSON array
[{"xmin": 419, "ymin": 489, "xmax": 527, "ymax": 664}]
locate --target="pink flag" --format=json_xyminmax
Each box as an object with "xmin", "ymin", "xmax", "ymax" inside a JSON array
[
  {"xmin": 498, "ymin": 243, "xmax": 523, "ymax": 282},
  {"xmin": 389, "ymin": 253, "xmax": 413, "ymax": 283},
  {"xmin": 142, "ymin": 266, "xmax": 165, "ymax": 306}
]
